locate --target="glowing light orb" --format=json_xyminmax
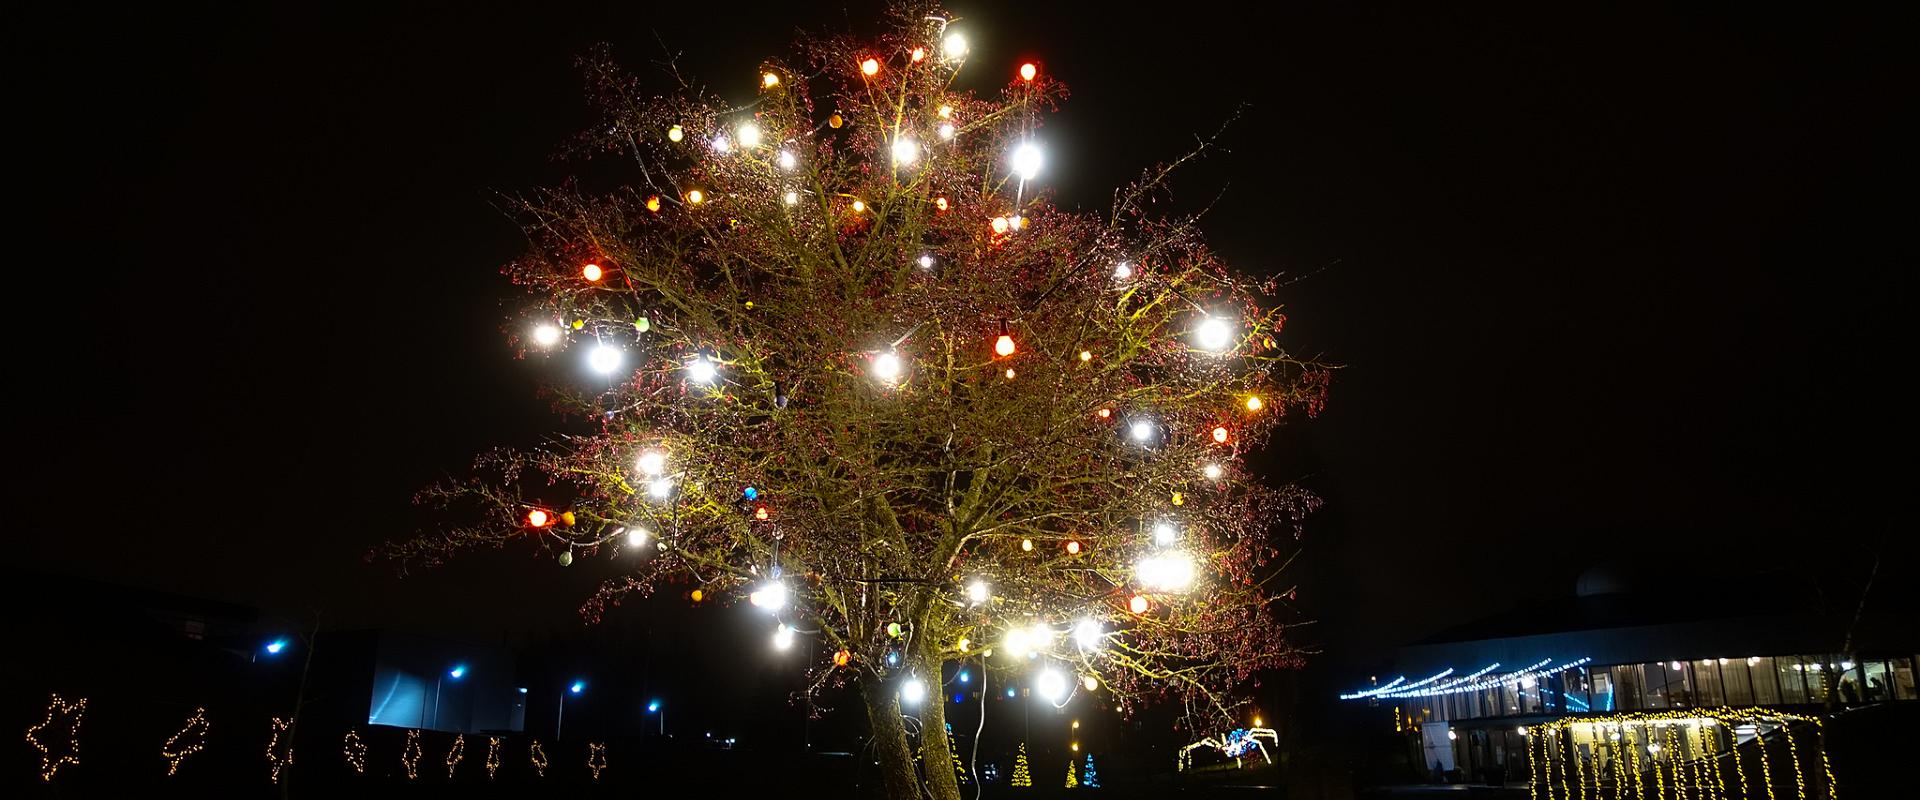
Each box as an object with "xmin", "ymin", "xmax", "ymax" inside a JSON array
[
  {"xmin": 647, "ymin": 478, "xmax": 673, "ymax": 499},
  {"xmin": 762, "ymin": 72, "xmax": 780, "ymax": 88},
  {"xmin": 943, "ymin": 33, "xmax": 968, "ymax": 59},
  {"xmin": 637, "ymin": 449, "xmax": 667, "ymax": 476},
  {"xmin": 737, "ymin": 123, "xmax": 762, "ymax": 148},
  {"xmin": 1004, "ymin": 367, "xmax": 1016, "ymax": 379},
  {"xmin": 686, "ymin": 357, "xmax": 717, "ymax": 383},
  {"xmin": 1246, "ymin": 395, "xmax": 1264, "ymax": 412},
  {"xmin": 587, "ymin": 344, "xmax": 623, "ymax": 374},
  {"xmin": 1196, "ymin": 316, "xmax": 1234, "ymax": 350},
  {"xmin": 686, "ymin": 189, "xmax": 705, "ymax": 204},
  {"xmin": 872, "ymin": 351, "xmax": 902, "ymax": 383},
  {"xmin": 753, "ymin": 505, "xmax": 769, "ymax": 521},
  {"xmin": 1129, "ymin": 419, "xmax": 1155, "ymax": 442},
  {"xmin": 1021, "ymin": 538, "xmax": 1034, "ymax": 552},
  {"xmin": 860, "ymin": 58, "xmax": 880, "ymax": 77},
  {"xmin": 901, "ymin": 677, "xmax": 926, "ymax": 704},
  {"xmin": 828, "ymin": 113, "xmax": 844, "ymax": 129},
  {"xmin": 582, "ymin": 263, "xmax": 604, "ymax": 282},
  {"xmin": 887, "ymin": 622, "xmax": 903, "ymax": 638},
  {"xmin": 750, "ymin": 581, "xmax": 788, "ymax": 612},
  {"xmin": 917, "ymin": 253, "xmax": 935, "ymax": 269},
  {"xmin": 1113, "ymin": 262, "xmax": 1133, "ymax": 280},
  {"xmin": 266, "ymin": 639, "xmax": 287, "ymax": 654},
  {"xmin": 1128, "ymin": 595, "xmax": 1149, "ymax": 614},
  {"xmin": 935, "ymin": 196, "xmax": 949, "ymax": 212},
  {"xmin": 711, "ymin": 135, "xmax": 731, "ymax": 153},
  {"xmin": 1074, "ymin": 619, "xmax": 1102, "ymax": 650},
  {"xmin": 1079, "ymin": 350, "xmax": 1092, "ymax": 362},
  {"xmin": 938, "ymin": 122, "xmax": 955, "ymax": 140},
  {"xmin": 626, "ymin": 526, "xmax": 649, "ymax": 548},
  {"xmin": 1019, "ymin": 63, "xmax": 1038, "ymax": 82},
  {"xmin": 667, "ymin": 125, "xmax": 684, "ymax": 142},
  {"xmin": 990, "ymin": 216, "xmax": 1010, "ymax": 234},
  {"xmin": 1153, "ymin": 522, "xmax": 1177, "ymax": 546},
  {"xmin": 967, "ymin": 580, "xmax": 989, "ymax": 604},
  {"xmin": 938, "ymin": 105, "xmax": 953, "ymax": 118},
  {"xmin": 1083, "ymin": 675, "xmax": 1099, "ymax": 691},
  {"xmin": 645, "ymin": 195, "xmax": 661, "ymax": 212},
  {"xmin": 1011, "ymin": 142, "xmax": 1043, "ymax": 180},
  {"xmin": 1066, "ymin": 540, "xmax": 1082, "ymax": 555},
  {"xmin": 1203, "ymin": 463, "xmax": 1224, "ymax": 480},
  {"xmin": 784, "ymin": 191, "xmax": 799, "ymax": 205},
  {"xmin": 777, "ymin": 150, "xmax": 796, "ymax": 170},
  {"xmin": 995, "ymin": 334, "xmax": 1017, "ymax": 357},
  {"xmin": 891, "ymin": 137, "xmax": 920, "ymax": 166},
  {"xmin": 531, "ymin": 324, "xmax": 562, "ymax": 348},
  {"xmin": 833, "ymin": 649, "xmax": 851, "ymax": 667},
  {"xmin": 911, "ymin": 47, "xmax": 926, "ymax": 62},
  {"xmin": 1135, "ymin": 551, "xmax": 1197, "ymax": 592},
  {"xmin": 527, "ymin": 509, "xmax": 551, "ymax": 528},
  {"xmin": 850, "ymin": 199, "xmax": 866, "ymax": 213},
  {"xmin": 1036, "ymin": 669, "xmax": 1066, "ymax": 701},
  {"xmin": 1212, "ymin": 426, "xmax": 1230, "ymax": 444},
  {"xmin": 772, "ymin": 624, "xmax": 795, "ymax": 651}
]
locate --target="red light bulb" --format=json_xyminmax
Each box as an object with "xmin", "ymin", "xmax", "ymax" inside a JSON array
[{"xmin": 1019, "ymin": 63, "xmax": 1038, "ymax": 82}]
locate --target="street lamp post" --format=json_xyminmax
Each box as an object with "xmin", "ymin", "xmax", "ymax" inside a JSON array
[
  {"xmin": 647, "ymin": 699, "xmax": 665, "ymax": 736},
  {"xmin": 557, "ymin": 680, "xmax": 585, "ymax": 740}
]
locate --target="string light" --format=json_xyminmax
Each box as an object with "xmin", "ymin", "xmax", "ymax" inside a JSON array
[
  {"xmin": 1073, "ymin": 618, "xmax": 1103, "ymax": 650},
  {"xmin": 588, "ymin": 742, "xmax": 609, "ymax": 780},
  {"xmin": 1245, "ymin": 396, "xmax": 1264, "ymax": 412},
  {"xmin": 531, "ymin": 324, "xmax": 562, "ymax": 347},
  {"xmin": 627, "ymin": 525, "xmax": 650, "ymax": 548},
  {"xmin": 738, "ymin": 123, "xmax": 762, "ymax": 148},
  {"xmin": 1152, "ymin": 521, "xmax": 1177, "ymax": 546},
  {"xmin": 1128, "ymin": 594, "xmax": 1150, "ymax": 614},
  {"xmin": 686, "ymin": 356, "xmax": 718, "ymax": 383},
  {"xmin": 687, "ymin": 189, "xmax": 705, "ymax": 204},
  {"xmin": 991, "ymin": 216, "xmax": 1010, "ymax": 234},
  {"xmin": 935, "ymin": 196, "xmax": 949, "ymax": 211},
  {"xmin": 1196, "ymin": 316, "xmax": 1235, "ymax": 351},
  {"xmin": 27, "ymin": 694, "xmax": 86, "ymax": 781},
  {"xmin": 667, "ymin": 125, "xmax": 684, "ymax": 142},
  {"xmin": 892, "ymin": 137, "xmax": 921, "ymax": 166},
  {"xmin": 778, "ymin": 150, "xmax": 796, "ymax": 170},
  {"xmin": 1130, "ymin": 419, "xmax": 1156, "ymax": 443},
  {"xmin": 582, "ymin": 262, "xmax": 603, "ymax": 282},
  {"xmin": 1020, "ymin": 62, "xmax": 1038, "ymax": 81},
  {"xmin": 911, "ymin": 47, "xmax": 926, "ymax": 62},
  {"xmin": 1036, "ymin": 669, "xmax": 1067, "ymax": 702},
  {"xmin": 939, "ymin": 122, "xmax": 956, "ymax": 140},
  {"xmin": 851, "ymin": 199, "xmax": 867, "ymax": 213},
  {"xmin": 711, "ymin": 135, "xmax": 731, "ymax": 153},
  {"xmin": 161, "ymin": 707, "xmax": 210, "ymax": 776},
  {"xmin": 1134, "ymin": 551, "xmax": 1196, "ymax": 591},
  {"xmin": 995, "ymin": 320, "xmax": 1017, "ymax": 356},
  {"xmin": 860, "ymin": 57, "xmax": 880, "ymax": 76},
  {"xmin": 938, "ymin": 104, "xmax": 953, "ymax": 118},
  {"xmin": 943, "ymin": 32, "xmax": 968, "ymax": 59},
  {"xmin": 1079, "ymin": 350, "xmax": 1092, "ymax": 361},
  {"xmin": 1212, "ymin": 426, "xmax": 1230, "ymax": 444},
  {"xmin": 901, "ymin": 676, "xmax": 927, "ymax": 705},
  {"xmin": 342, "ymin": 730, "xmax": 367, "ymax": 774},
  {"xmin": 266, "ymin": 717, "xmax": 295, "ymax": 784},
  {"xmin": 446, "ymin": 734, "xmax": 465, "ymax": 779},
  {"xmin": 872, "ymin": 350, "xmax": 903, "ymax": 383},
  {"xmin": 967, "ymin": 579, "xmax": 990, "ymax": 604},
  {"xmin": 772, "ymin": 624, "xmax": 796, "ymax": 650},
  {"xmin": 486, "ymin": 736, "xmax": 501, "ymax": 779},
  {"xmin": 1011, "ymin": 142, "xmax": 1043, "ymax": 180},
  {"xmin": 1114, "ymin": 262, "xmax": 1133, "ymax": 280},
  {"xmin": 529, "ymin": 740, "xmax": 548, "ymax": 777},
  {"xmin": 784, "ymin": 190, "xmax": 799, "ymax": 205},
  {"xmin": 1065, "ymin": 540, "xmax": 1082, "ymax": 554},
  {"xmin": 1021, "ymin": 538, "xmax": 1034, "ymax": 552},
  {"xmin": 588, "ymin": 344, "xmax": 623, "ymax": 374},
  {"xmin": 1203, "ymin": 463, "xmax": 1224, "ymax": 480},
  {"xmin": 763, "ymin": 72, "xmax": 780, "ymax": 88},
  {"xmin": 401, "ymin": 729, "xmax": 421, "ymax": 780}
]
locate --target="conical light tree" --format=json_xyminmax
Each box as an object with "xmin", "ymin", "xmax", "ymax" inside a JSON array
[
  {"xmin": 383, "ymin": 3, "xmax": 1325, "ymax": 799},
  {"xmin": 1064, "ymin": 755, "xmax": 1078, "ymax": 788},
  {"xmin": 1082, "ymin": 753, "xmax": 1101, "ymax": 789},
  {"xmin": 1011, "ymin": 742, "xmax": 1033, "ymax": 788}
]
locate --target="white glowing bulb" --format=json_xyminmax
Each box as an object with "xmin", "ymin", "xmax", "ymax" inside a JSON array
[
  {"xmin": 1129, "ymin": 419, "xmax": 1154, "ymax": 442},
  {"xmin": 872, "ymin": 351, "xmax": 902, "ymax": 383},
  {"xmin": 1196, "ymin": 316, "xmax": 1234, "ymax": 351},
  {"xmin": 1203, "ymin": 463, "xmax": 1224, "ymax": 480},
  {"xmin": 1113, "ymin": 262, "xmax": 1133, "ymax": 280},
  {"xmin": 626, "ymin": 526, "xmax": 650, "ymax": 548},
  {"xmin": 1036, "ymin": 669, "xmax": 1067, "ymax": 702},
  {"xmin": 942, "ymin": 32, "xmax": 968, "ymax": 59},
  {"xmin": 777, "ymin": 150, "xmax": 797, "ymax": 170},
  {"xmin": 771, "ymin": 624, "xmax": 795, "ymax": 651},
  {"xmin": 1647, "ymin": 743, "xmax": 1661, "ymax": 754},
  {"xmin": 938, "ymin": 122, "xmax": 956, "ymax": 140},
  {"xmin": 966, "ymin": 580, "xmax": 989, "ymax": 604},
  {"xmin": 737, "ymin": 123, "xmax": 762, "ymax": 148},
  {"xmin": 1135, "ymin": 552, "xmax": 1196, "ymax": 592},
  {"xmin": 1152, "ymin": 522, "xmax": 1177, "ymax": 546},
  {"xmin": 532, "ymin": 324, "xmax": 563, "ymax": 348},
  {"xmin": 1073, "ymin": 618, "xmax": 1102, "ymax": 650},
  {"xmin": 1011, "ymin": 142, "xmax": 1043, "ymax": 181},
  {"xmin": 1027, "ymin": 621, "xmax": 1054, "ymax": 652},
  {"xmin": 686, "ymin": 357, "xmax": 717, "ymax": 383},
  {"xmin": 648, "ymin": 478, "xmax": 674, "ymax": 499},
  {"xmin": 784, "ymin": 191, "xmax": 799, "ymax": 205},
  {"xmin": 1002, "ymin": 626, "xmax": 1031, "ymax": 659},
  {"xmin": 711, "ymin": 135, "xmax": 731, "ymax": 153},
  {"xmin": 637, "ymin": 449, "xmax": 667, "ymax": 476},
  {"xmin": 588, "ymin": 344, "xmax": 623, "ymax": 374},
  {"xmin": 892, "ymin": 137, "xmax": 920, "ymax": 166},
  {"xmin": 901, "ymin": 677, "xmax": 926, "ymax": 704},
  {"xmin": 917, "ymin": 254, "xmax": 935, "ymax": 269},
  {"xmin": 751, "ymin": 581, "xmax": 788, "ymax": 612}
]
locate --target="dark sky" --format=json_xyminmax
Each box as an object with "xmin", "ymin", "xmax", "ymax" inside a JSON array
[{"xmin": 9, "ymin": 0, "xmax": 1905, "ymax": 698}]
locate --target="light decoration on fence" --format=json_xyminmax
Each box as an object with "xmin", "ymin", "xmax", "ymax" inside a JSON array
[
  {"xmin": 529, "ymin": 740, "xmax": 548, "ymax": 777},
  {"xmin": 1340, "ymin": 658, "xmax": 1593, "ymax": 700},
  {"xmin": 266, "ymin": 717, "xmax": 295, "ymax": 784},
  {"xmin": 1524, "ymin": 708, "xmax": 1838, "ymax": 800},
  {"xmin": 401, "ymin": 729, "xmax": 422, "ymax": 779},
  {"xmin": 486, "ymin": 737, "xmax": 502, "ymax": 779},
  {"xmin": 446, "ymin": 733, "xmax": 466, "ymax": 779},
  {"xmin": 588, "ymin": 742, "xmax": 609, "ymax": 780},
  {"xmin": 343, "ymin": 730, "xmax": 367, "ymax": 773},
  {"xmin": 161, "ymin": 707, "xmax": 210, "ymax": 776},
  {"xmin": 26, "ymin": 694, "xmax": 87, "ymax": 781},
  {"xmin": 1177, "ymin": 726, "xmax": 1278, "ymax": 771}
]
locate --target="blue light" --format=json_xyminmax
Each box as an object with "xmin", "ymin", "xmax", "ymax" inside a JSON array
[
  {"xmin": 265, "ymin": 639, "xmax": 288, "ymax": 655},
  {"xmin": 449, "ymin": 665, "xmax": 467, "ymax": 679},
  {"xmin": 743, "ymin": 486, "xmax": 758, "ymax": 501},
  {"xmin": 886, "ymin": 651, "xmax": 900, "ymax": 666},
  {"xmin": 1006, "ymin": 687, "xmax": 1017, "ymax": 698},
  {"xmin": 954, "ymin": 693, "xmax": 967, "ymax": 704},
  {"xmin": 570, "ymin": 681, "xmax": 586, "ymax": 694},
  {"xmin": 518, "ymin": 687, "xmax": 529, "ymax": 694},
  {"xmin": 958, "ymin": 669, "xmax": 971, "ymax": 684},
  {"xmin": 647, "ymin": 700, "xmax": 661, "ymax": 713}
]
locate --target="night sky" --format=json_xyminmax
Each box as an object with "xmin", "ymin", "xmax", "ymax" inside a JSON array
[{"xmin": 9, "ymin": 0, "xmax": 1905, "ymax": 721}]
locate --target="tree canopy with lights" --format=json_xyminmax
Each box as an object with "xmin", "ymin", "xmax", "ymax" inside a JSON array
[{"xmin": 384, "ymin": 4, "xmax": 1327, "ymax": 797}]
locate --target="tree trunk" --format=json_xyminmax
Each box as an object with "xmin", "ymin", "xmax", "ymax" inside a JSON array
[
  {"xmin": 917, "ymin": 670, "xmax": 964, "ymax": 800},
  {"xmin": 861, "ymin": 676, "xmax": 925, "ymax": 800}
]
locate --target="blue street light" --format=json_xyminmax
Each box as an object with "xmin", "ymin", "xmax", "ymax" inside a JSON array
[
  {"xmin": 570, "ymin": 681, "xmax": 586, "ymax": 694},
  {"xmin": 647, "ymin": 700, "xmax": 661, "ymax": 713},
  {"xmin": 647, "ymin": 698, "xmax": 665, "ymax": 735},
  {"xmin": 264, "ymin": 638, "xmax": 288, "ymax": 655},
  {"xmin": 449, "ymin": 665, "xmax": 467, "ymax": 679},
  {"xmin": 518, "ymin": 687, "xmax": 529, "ymax": 695},
  {"xmin": 1006, "ymin": 687, "xmax": 1017, "ymax": 698}
]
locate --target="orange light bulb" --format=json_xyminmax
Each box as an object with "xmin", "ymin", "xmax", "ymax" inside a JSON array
[
  {"xmin": 687, "ymin": 189, "xmax": 705, "ymax": 204},
  {"xmin": 910, "ymin": 47, "xmax": 926, "ymax": 62},
  {"xmin": 1246, "ymin": 395, "xmax": 1264, "ymax": 412},
  {"xmin": 754, "ymin": 506, "xmax": 769, "ymax": 521},
  {"xmin": 527, "ymin": 509, "xmax": 550, "ymax": 527},
  {"xmin": 582, "ymin": 263, "xmax": 603, "ymax": 282},
  {"xmin": 1021, "ymin": 538, "xmax": 1034, "ymax": 552},
  {"xmin": 860, "ymin": 58, "xmax": 880, "ymax": 77},
  {"xmin": 1019, "ymin": 63, "xmax": 1038, "ymax": 81},
  {"xmin": 935, "ymin": 196, "xmax": 949, "ymax": 212},
  {"xmin": 1096, "ymin": 408, "xmax": 1112, "ymax": 419},
  {"xmin": 689, "ymin": 589, "xmax": 704, "ymax": 603},
  {"xmin": 645, "ymin": 195, "xmax": 661, "ymax": 212},
  {"xmin": 995, "ymin": 335, "xmax": 1016, "ymax": 357},
  {"xmin": 762, "ymin": 72, "xmax": 780, "ymax": 88}
]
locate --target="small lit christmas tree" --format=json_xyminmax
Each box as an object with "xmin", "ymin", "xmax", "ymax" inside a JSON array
[
  {"xmin": 1011, "ymin": 743, "xmax": 1032, "ymax": 788},
  {"xmin": 1082, "ymin": 753, "xmax": 1100, "ymax": 789},
  {"xmin": 1064, "ymin": 756, "xmax": 1078, "ymax": 788}
]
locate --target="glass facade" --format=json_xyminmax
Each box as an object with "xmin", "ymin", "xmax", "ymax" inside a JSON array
[{"xmin": 1409, "ymin": 653, "xmax": 1918, "ymax": 724}]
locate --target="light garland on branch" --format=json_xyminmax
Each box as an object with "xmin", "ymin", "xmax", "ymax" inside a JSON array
[
  {"xmin": 26, "ymin": 694, "xmax": 86, "ymax": 781},
  {"xmin": 265, "ymin": 717, "xmax": 295, "ymax": 784},
  {"xmin": 161, "ymin": 707, "xmax": 210, "ymax": 776},
  {"xmin": 587, "ymin": 742, "xmax": 608, "ymax": 780},
  {"xmin": 446, "ymin": 733, "xmax": 466, "ymax": 779},
  {"xmin": 343, "ymin": 729, "xmax": 367, "ymax": 773},
  {"xmin": 402, "ymin": 729, "xmax": 422, "ymax": 780}
]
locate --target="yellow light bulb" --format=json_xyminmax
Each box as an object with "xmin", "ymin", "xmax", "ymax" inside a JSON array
[
  {"xmin": 851, "ymin": 199, "xmax": 866, "ymax": 213},
  {"xmin": 1079, "ymin": 350, "xmax": 1092, "ymax": 362},
  {"xmin": 687, "ymin": 189, "xmax": 705, "ymax": 204},
  {"xmin": 667, "ymin": 125, "xmax": 684, "ymax": 142},
  {"xmin": 860, "ymin": 58, "xmax": 880, "ymax": 77},
  {"xmin": 762, "ymin": 72, "xmax": 780, "ymax": 88},
  {"xmin": 1246, "ymin": 395, "xmax": 1264, "ymax": 412}
]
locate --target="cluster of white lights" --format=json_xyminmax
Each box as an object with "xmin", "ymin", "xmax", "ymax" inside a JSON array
[
  {"xmin": 748, "ymin": 581, "xmax": 788, "ymax": 612},
  {"xmin": 1073, "ymin": 618, "xmax": 1103, "ymax": 651},
  {"xmin": 1195, "ymin": 316, "xmax": 1236, "ymax": 351},
  {"xmin": 777, "ymin": 150, "xmax": 797, "ymax": 171},
  {"xmin": 532, "ymin": 324, "xmax": 563, "ymax": 347},
  {"xmin": 1002, "ymin": 620, "xmax": 1054, "ymax": 660},
  {"xmin": 588, "ymin": 344, "xmax": 624, "ymax": 374},
  {"xmin": 737, "ymin": 123, "xmax": 762, "ymax": 148},
  {"xmin": 686, "ymin": 357, "xmax": 718, "ymax": 383},
  {"xmin": 1011, "ymin": 142, "xmax": 1043, "ymax": 181},
  {"xmin": 637, "ymin": 449, "xmax": 667, "ymax": 476},
  {"xmin": 1113, "ymin": 262, "xmax": 1133, "ymax": 280},
  {"xmin": 1350, "ymin": 657, "xmax": 1594, "ymax": 700},
  {"xmin": 966, "ymin": 579, "xmax": 989, "ymax": 605},
  {"xmin": 1152, "ymin": 521, "xmax": 1178, "ymax": 546},
  {"xmin": 892, "ymin": 137, "xmax": 921, "ymax": 166},
  {"xmin": 900, "ymin": 676, "xmax": 927, "ymax": 705},
  {"xmin": 771, "ymin": 624, "xmax": 795, "ymax": 651},
  {"xmin": 1202, "ymin": 463, "xmax": 1224, "ymax": 480},
  {"xmin": 1134, "ymin": 551, "xmax": 1196, "ymax": 591}
]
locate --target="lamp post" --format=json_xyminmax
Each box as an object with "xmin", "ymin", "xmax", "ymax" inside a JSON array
[
  {"xmin": 647, "ymin": 699, "xmax": 665, "ymax": 736},
  {"xmin": 557, "ymin": 680, "xmax": 585, "ymax": 740}
]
